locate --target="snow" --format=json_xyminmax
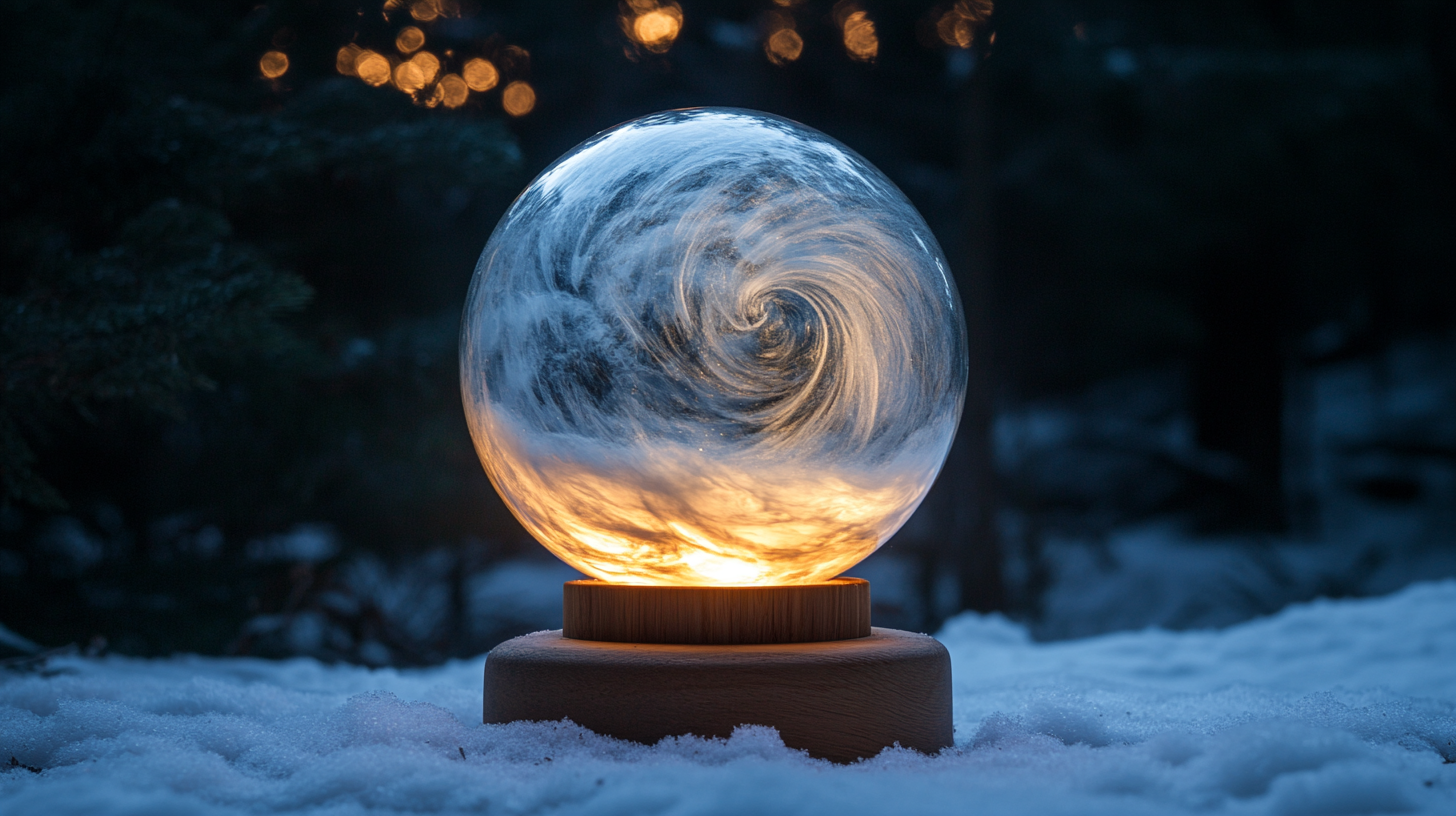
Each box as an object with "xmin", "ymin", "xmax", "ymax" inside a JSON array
[
  {"xmin": 962, "ymin": 333, "xmax": 1456, "ymax": 640},
  {"xmin": 4, "ymin": 582, "xmax": 1455, "ymax": 815}
]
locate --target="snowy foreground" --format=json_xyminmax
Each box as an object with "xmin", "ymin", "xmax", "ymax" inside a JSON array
[{"xmin": 3, "ymin": 582, "xmax": 1455, "ymax": 815}]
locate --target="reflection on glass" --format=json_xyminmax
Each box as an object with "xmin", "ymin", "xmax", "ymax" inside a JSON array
[{"xmin": 461, "ymin": 109, "xmax": 967, "ymax": 585}]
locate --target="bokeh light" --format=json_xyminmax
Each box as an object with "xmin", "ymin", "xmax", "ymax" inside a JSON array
[
  {"xmin": 336, "ymin": 44, "xmax": 362, "ymax": 76},
  {"xmin": 439, "ymin": 73, "xmax": 468, "ymax": 108},
  {"xmin": 622, "ymin": 1, "xmax": 682, "ymax": 55},
  {"xmin": 410, "ymin": 0, "xmax": 440, "ymax": 22},
  {"xmin": 463, "ymin": 58, "xmax": 499, "ymax": 91},
  {"xmin": 259, "ymin": 50, "xmax": 289, "ymax": 79},
  {"xmin": 936, "ymin": 0, "xmax": 994, "ymax": 49},
  {"xmin": 355, "ymin": 50, "xmax": 392, "ymax": 86},
  {"xmin": 765, "ymin": 13, "xmax": 803, "ymax": 66},
  {"xmin": 840, "ymin": 8, "xmax": 878, "ymax": 62},
  {"xmin": 393, "ymin": 60, "xmax": 426, "ymax": 93},
  {"xmin": 766, "ymin": 29, "xmax": 804, "ymax": 65},
  {"xmin": 501, "ymin": 80, "xmax": 535, "ymax": 116},
  {"xmin": 635, "ymin": 11, "xmax": 679, "ymax": 48},
  {"xmin": 460, "ymin": 109, "xmax": 967, "ymax": 586},
  {"xmin": 410, "ymin": 51, "xmax": 440, "ymax": 84},
  {"xmin": 395, "ymin": 26, "xmax": 425, "ymax": 54}
]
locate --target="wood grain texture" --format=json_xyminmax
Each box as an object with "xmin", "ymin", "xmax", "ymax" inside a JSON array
[
  {"xmin": 562, "ymin": 578, "xmax": 871, "ymax": 645},
  {"xmin": 483, "ymin": 627, "xmax": 953, "ymax": 763}
]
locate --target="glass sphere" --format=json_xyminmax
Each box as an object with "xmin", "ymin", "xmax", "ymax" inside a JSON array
[{"xmin": 461, "ymin": 108, "xmax": 966, "ymax": 586}]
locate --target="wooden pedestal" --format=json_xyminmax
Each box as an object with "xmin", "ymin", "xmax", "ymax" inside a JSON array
[
  {"xmin": 482, "ymin": 627, "xmax": 952, "ymax": 763},
  {"xmin": 563, "ymin": 577, "xmax": 871, "ymax": 644},
  {"xmin": 483, "ymin": 580, "xmax": 953, "ymax": 763}
]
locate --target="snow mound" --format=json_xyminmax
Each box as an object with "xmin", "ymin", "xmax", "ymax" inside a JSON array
[{"xmin": 3, "ymin": 582, "xmax": 1454, "ymax": 815}]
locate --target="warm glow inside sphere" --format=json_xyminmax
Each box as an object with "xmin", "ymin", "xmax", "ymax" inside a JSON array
[{"xmin": 461, "ymin": 108, "xmax": 967, "ymax": 586}]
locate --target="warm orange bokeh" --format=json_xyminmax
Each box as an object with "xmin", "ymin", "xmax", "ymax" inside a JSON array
[
  {"xmin": 393, "ymin": 60, "xmax": 425, "ymax": 93},
  {"xmin": 766, "ymin": 27, "xmax": 803, "ymax": 65},
  {"xmin": 462, "ymin": 58, "xmax": 499, "ymax": 91},
  {"xmin": 439, "ymin": 73, "xmax": 469, "ymax": 108},
  {"xmin": 336, "ymin": 44, "xmax": 362, "ymax": 76},
  {"xmin": 622, "ymin": 1, "xmax": 682, "ymax": 54},
  {"xmin": 355, "ymin": 50, "xmax": 392, "ymax": 86},
  {"xmin": 395, "ymin": 26, "xmax": 425, "ymax": 54},
  {"xmin": 259, "ymin": 50, "xmax": 289, "ymax": 79},
  {"xmin": 633, "ymin": 10, "xmax": 681, "ymax": 51},
  {"xmin": 840, "ymin": 9, "xmax": 878, "ymax": 61},
  {"xmin": 410, "ymin": 51, "xmax": 440, "ymax": 83},
  {"xmin": 936, "ymin": 0, "xmax": 993, "ymax": 49},
  {"xmin": 502, "ymin": 80, "xmax": 535, "ymax": 116}
]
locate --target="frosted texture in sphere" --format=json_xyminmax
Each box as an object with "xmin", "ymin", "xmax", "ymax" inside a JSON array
[{"xmin": 461, "ymin": 108, "xmax": 966, "ymax": 586}]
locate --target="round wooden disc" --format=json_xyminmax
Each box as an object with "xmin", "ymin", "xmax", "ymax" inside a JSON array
[
  {"xmin": 562, "ymin": 578, "xmax": 870, "ymax": 645},
  {"xmin": 483, "ymin": 627, "xmax": 953, "ymax": 763}
]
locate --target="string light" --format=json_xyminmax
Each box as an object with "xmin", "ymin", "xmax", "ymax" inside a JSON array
[
  {"xmin": 355, "ymin": 50, "xmax": 392, "ymax": 86},
  {"xmin": 320, "ymin": 4, "xmax": 531, "ymax": 112},
  {"xmin": 935, "ymin": 1, "xmax": 994, "ymax": 49},
  {"xmin": 764, "ymin": 12, "xmax": 803, "ymax": 66},
  {"xmin": 259, "ymin": 50, "xmax": 290, "ymax": 79},
  {"xmin": 439, "ymin": 73, "xmax": 469, "ymax": 108},
  {"xmin": 766, "ymin": 28, "xmax": 804, "ymax": 65},
  {"xmin": 502, "ymin": 80, "xmax": 535, "ymax": 116},
  {"xmin": 393, "ymin": 59, "xmax": 426, "ymax": 93},
  {"xmin": 395, "ymin": 26, "xmax": 425, "ymax": 53},
  {"xmin": 462, "ymin": 58, "xmax": 499, "ymax": 92},
  {"xmin": 621, "ymin": 1, "xmax": 682, "ymax": 55},
  {"xmin": 837, "ymin": 6, "xmax": 878, "ymax": 62},
  {"xmin": 410, "ymin": 51, "xmax": 441, "ymax": 84},
  {"xmin": 336, "ymin": 44, "xmax": 363, "ymax": 76}
]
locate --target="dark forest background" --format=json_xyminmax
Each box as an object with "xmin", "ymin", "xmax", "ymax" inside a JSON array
[{"xmin": 2, "ymin": 0, "xmax": 1453, "ymax": 665}]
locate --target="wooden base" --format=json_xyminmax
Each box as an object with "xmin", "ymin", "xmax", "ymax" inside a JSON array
[
  {"xmin": 563, "ymin": 578, "xmax": 870, "ymax": 644},
  {"xmin": 483, "ymin": 627, "xmax": 953, "ymax": 763}
]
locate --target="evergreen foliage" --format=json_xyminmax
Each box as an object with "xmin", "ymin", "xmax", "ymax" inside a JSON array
[
  {"xmin": 0, "ymin": 0, "xmax": 521, "ymax": 656},
  {"xmin": 0, "ymin": 0, "xmax": 1451, "ymax": 658}
]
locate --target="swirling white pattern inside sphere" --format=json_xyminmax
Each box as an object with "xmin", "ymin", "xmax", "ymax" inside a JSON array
[{"xmin": 461, "ymin": 108, "xmax": 967, "ymax": 585}]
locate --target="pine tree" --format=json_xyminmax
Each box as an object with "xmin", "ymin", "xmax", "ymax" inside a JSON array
[{"xmin": 1, "ymin": 0, "xmax": 521, "ymax": 655}]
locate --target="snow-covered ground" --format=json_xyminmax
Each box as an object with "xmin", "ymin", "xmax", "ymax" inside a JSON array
[{"xmin": 3, "ymin": 581, "xmax": 1453, "ymax": 815}]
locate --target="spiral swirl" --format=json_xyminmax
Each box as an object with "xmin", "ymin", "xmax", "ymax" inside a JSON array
[{"xmin": 461, "ymin": 109, "xmax": 966, "ymax": 585}]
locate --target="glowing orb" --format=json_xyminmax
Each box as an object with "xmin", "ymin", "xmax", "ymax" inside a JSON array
[{"xmin": 461, "ymin": 108, "xmax": 967, "ymax": 586}]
